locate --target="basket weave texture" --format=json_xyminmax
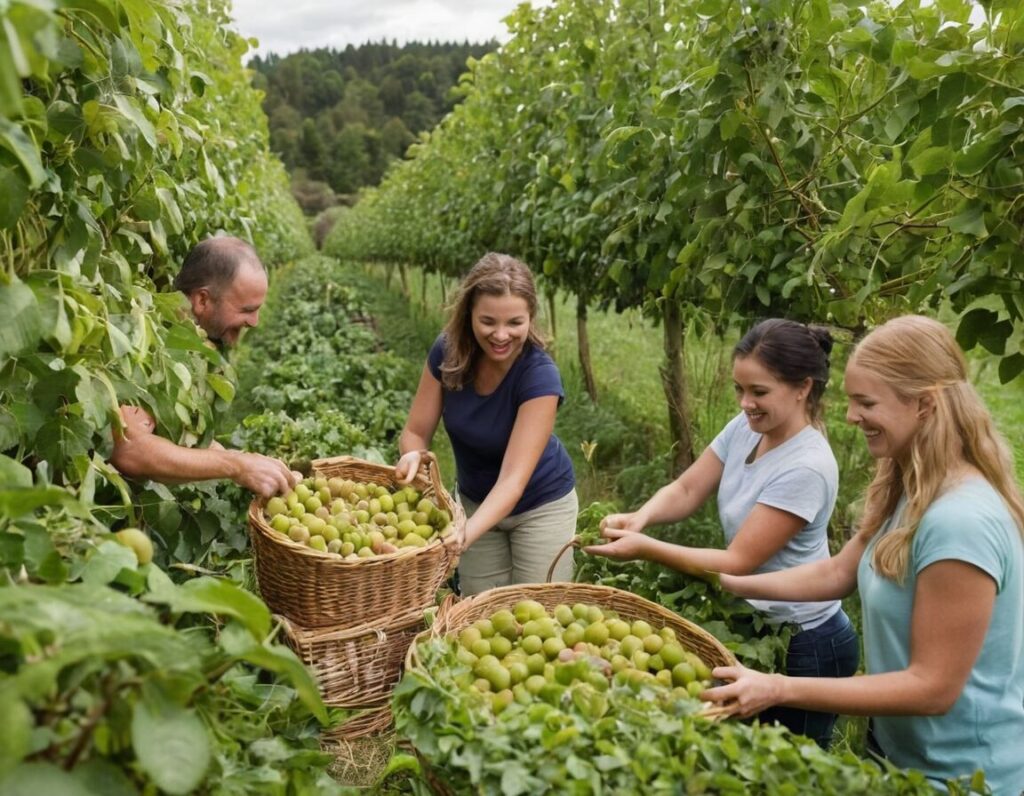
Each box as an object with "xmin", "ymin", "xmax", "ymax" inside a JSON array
[
  {"xmin": 320, "ymin": 701, "xmax": 393, "ymax": 742},
  {"xmin": 419, "ymin": 582, "xmax": 736, "ymax": 672},
  {"xmin": 248, "ymin": 453, "xmax": 463, "ymax": 629},
  {"xmin": 279, "ymin": 609, "xmax": 425, "ymax": 707}
]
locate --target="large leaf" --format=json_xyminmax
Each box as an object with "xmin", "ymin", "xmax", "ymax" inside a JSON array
[
  {"xmin": 143, "ymin": 574, "xmax": 271, "ymax": 638},
  {"xmin": 0, "ymin": 118, "xmax": 45, "ymax": 188},
  {"xmin": 131, "ymin": 697, "xmax": 211, "ymax": 795},
  {"xmin": 0, "ymin": 279, "xmax": 43, "ymax": 360},
  {"xmin": 0, "ymin": 763, "xmax": 97, "ymax": 796}
]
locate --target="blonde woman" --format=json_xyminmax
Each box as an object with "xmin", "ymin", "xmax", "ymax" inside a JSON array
[
  {"xmin": 394, "ymin": 253, "xmax": 577, "ymax": 595},
  {"xmin": 704, "ymin": 315, "xmax": 1024, "ymax": 795}
]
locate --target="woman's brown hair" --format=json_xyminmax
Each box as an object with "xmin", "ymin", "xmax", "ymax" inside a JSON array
[{"xmin": 439, "ymin": 253, "xmax": 546, "ymax": 390}]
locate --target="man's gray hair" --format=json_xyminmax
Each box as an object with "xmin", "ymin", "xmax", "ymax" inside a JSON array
[{"xmin": 173, "ymin": 237, "xmax": 264, "ymax": 298}]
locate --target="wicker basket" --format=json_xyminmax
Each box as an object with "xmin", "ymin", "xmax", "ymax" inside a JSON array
[
  {"xmin": 408, "ymin": 582, "xmax": 736, "ymax": 678},
  {"xmin": 248, "ymin": 452, "xmax": 463, "ymax": 628},
  {"xmin": 278, "ymin": 610, "xmax": 425, "ymax": 706},
  {"xmin": 320, "ymin": 701, "xmax": 393, "ymax": 742},
  {"xmin": 403, "ymin": 583, "xmax": 737, "ymax": 796}
]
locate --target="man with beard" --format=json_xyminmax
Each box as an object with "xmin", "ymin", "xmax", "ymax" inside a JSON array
[{"xmin": 110, "ymin": 236, "xmax": 298, "ymax": 497}]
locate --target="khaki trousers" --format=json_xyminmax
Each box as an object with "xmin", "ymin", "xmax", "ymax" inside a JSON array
[{"xmin": 456, "ymin": 488, "xmax": 578, "ymax": 596}]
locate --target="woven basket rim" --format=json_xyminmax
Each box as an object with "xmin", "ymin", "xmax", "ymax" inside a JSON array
[{"xmin": 248, "ymin": 451, "xmax": 464, "ymax": 567}]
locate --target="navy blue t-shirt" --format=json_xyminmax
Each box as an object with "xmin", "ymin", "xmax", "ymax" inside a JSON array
[{"xmin": 428, "ymin": 335, "xmax": 575, "ymax": 515}]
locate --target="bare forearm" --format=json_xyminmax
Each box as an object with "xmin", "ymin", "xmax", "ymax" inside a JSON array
[
  {"xmin": 719, "ymin": 556, "xmax": 855, "ymax": 602},
  {"xmin": 774, "ymin": 668, "xmax": 954, "ymax": 717},
  {"xmin": 112, "ymin": 434, "xmax": 240, "ymax": 484},
  {"xmin": 637, "ymin": 482, "xmax": 704, "ymax": 527},
  {"xmin": 643, "ymin": 539, "xmax": 748, "ymax": 575},
  {"xmin": 399, "ymin": 428, "xmax": 432, "ymax": 456},
  {"xmin": 465, "ymin": 479, "xmax": 526, "ymax": 546}
]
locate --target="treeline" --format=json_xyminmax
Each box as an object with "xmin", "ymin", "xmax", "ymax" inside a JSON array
[{"xmin": 250, "ymin": 41, "xmax": 494, "ymax": 203}]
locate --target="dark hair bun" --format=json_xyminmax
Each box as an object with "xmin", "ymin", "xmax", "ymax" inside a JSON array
[{"xmin": 808, "ymin": 325, "xmax": 834, "ymax": 357}]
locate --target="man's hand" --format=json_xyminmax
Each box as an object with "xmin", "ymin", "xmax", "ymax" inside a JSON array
[{"xmin": 230, "ymin": 451, "xmax": 300, "ymax": 498}]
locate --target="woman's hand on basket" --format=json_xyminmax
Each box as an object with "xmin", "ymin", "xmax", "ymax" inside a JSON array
[
  {"xmin": 700, "ymin": 664, "xmax": 785, "ymax": 719},
  {"xmin": 394, "ymin": 450, "xmax": 424, "ymax": 485}
]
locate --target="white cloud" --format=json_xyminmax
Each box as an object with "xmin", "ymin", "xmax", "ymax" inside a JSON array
[{"xmin": 229, "ymin": 0, "xmax": 547, "ymax": 57}]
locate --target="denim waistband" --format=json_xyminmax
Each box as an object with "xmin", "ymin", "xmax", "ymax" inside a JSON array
[{"xmin": 798, "ymin": 607, "xmax": 851, "ymax": 635}]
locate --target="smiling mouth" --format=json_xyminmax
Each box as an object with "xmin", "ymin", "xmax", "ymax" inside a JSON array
[
  {"xmin": 490, "ymin": 341, "xmax": 511, "ymax": 353},
  {"xmin": 745, "ymin": 412, "xmax": 766, "ymax": 420}
]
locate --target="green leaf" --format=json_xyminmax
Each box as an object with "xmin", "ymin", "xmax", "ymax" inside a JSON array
[
  {"xmin": 131, "ymin": 698, "xmax": 210, "ymax": 795},
  {"xmin": 998, "ymin": 353, "xmax": 1024, "ymax": 383},
  {"xmin": 0, "ymin": 279, "xmax": 43, "ymax": 360},
  {"xmin": 143, "ymin": 576, "xmax": 271, "ymax": 638},
  {"xmin": 942, "ymin": 203, "xmax": 987, "ymax": 237},
  {"xmin": 0, "ymin": 166, "xmax": 29, "ymax": 229},
  {"xmin": 112, "ymin": 93, "xmax": 157, "ymax": 148},
  {"xmin": 0, "ymin": 763, "xmax": 96, "ymax": 796},
  {"xmin": 0, "ymin": 24, "xmax": 24, "ymax": 119},
  {"xmin": 0, "ymin": 118, "xmax": 45, "ymax": 189},
  {"xmin": 206, "ymin": 372, "xmax": 236, "ymax": 402},
  {"xmin": 80, "ymin": 540, "xmax": 138, "ymax": 586},
  {"xmin": 0, "ymin": 454, "xmax": 32, "ymax": 488},
  {"xmin": 0, "ymin": 692, "xmax": 32, "ymax": 776},
  {"xmin": 907, "ymin": 146, "xmax": 951, "ymax": 177},
  {"xmin": 955, "ymin": 308, "xmax": 997, "ymax": 350}
]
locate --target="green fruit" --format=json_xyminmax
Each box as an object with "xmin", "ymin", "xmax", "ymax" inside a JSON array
[
  {"xmin": 113, "ymin": 528, "xmax": 154, "ymax": 565},
  {"xmin": 294, "ymin": 484, "xmax": 311, "ymax": 502},
  {"xmin": 660, "ymin": 642, "xmax": 685, "ymax": 668},
  {"xmin": 357, "ymin": 546, "xmax": 373, "ymax": 558},
  {"xmin": 266, "ymin": 497, "xmax": 287, "ymax": 517},
  {"xmin": 643, "ymin": 634, "xmax": 664, "ymax": 654},
  {"xmin": 525, "ymin": 653, "xmax": 546, "ymax": 676},
  {"xmin": 313, "ymin": 476, "xmax": 328, "ymax": 491},
  {"xmin": 571, "ymin": 603, "xmax": 590, "ymax": 621},
  {"xmin": 368, "ymin": 498, "xmax": 382, "ymax": 515},
  {"xmin": 288, "ymin": 526, "xmax": 310, "ymax": 544},
  {"xmin": 649, "ymin": 654, "xmax": 665, "ymax": 672},
  {"xmin": 534, "ymin": 618, "xmax": 557, "ymax": 640},
  {"xmin": 610, "ymin": 654, "xmax": 630, "ymax": 673},
  {"xmin": 321, "ymin": 525, "xmax": 340, "ymax": 542},
  {"xmin": 304, "ymin": 496, "xmax": 322, "ymax": 513},
  {"xmin": 483, "ymin": 662, "xmax": 511, "ymax": 691},
  {"xmin": 620, "ymin": 635, "xmax": 643, "ymax": 658},
  {"xmin": 491, "ymin": 689, "xmax": 514, "ymax": 714},
  {"xmin": 340, "ymin": 541, "xmax": 355, "ymax": 556},
  {"xmin": 583, "ymin": 622, "xmax": 609, "ymax": 646},
  {"xmin": 672, "ymin": 662, "xmax": 696, "ymax": 687},
  {"xmin": 289, "ymin": 504, "xmax": 305, "ymax": 520},
  {"xmin": 270, "ymin": 514, "xmax": 292, "ymax": 534},
  {"xmin": 308, "ymin": 535, "xmax": 328, "ymax": 552},
  {"xmin": 459, "ymin": 627, "xmax": 482, "ymax": 649},
  {"xmin": 631, "ymin": 620, "xmax": 653, "ymax": 638},
  {"xmin": 586, "ymin": 605, "xmax": 604, "ymax": 624},
  {"xmin": 525, "ymin": 674, "xmax": 547, "ymax": 695},
  {"xmin": 397, "ymin": 519, "xmax": 417, "ymax": 537},
  {"xmin": 656, "ymin": 669, "xmax": 673, "ymax": 687},
  {"xmin": 633, "ymin": 650, "xmax": 651, "ymax": 671},
  {"xmin": 607, "ymin": 618, "xmax": 631, "ymax": 641},
  {"xmin": 507, "ymin": 661, "xmax": 529, "ymax": 685},
  {"xmin": 687, "ymin": 680, "xmax": 706, "ymax": 698},
  {"xmin": 413, "ymin": 524, "xmax": 435, "ymax": 538},
  {"xmin": 553, "ymin": 604, "xmax": 574, "ymax": 626},
  {"xmin": 561, "ymin": 623, "xmax": 584, "ymax": 648},
  {"xmin": 520, "ymin": 634, "xmax": 543, "ymax": 655},
  {"xmin": 491, "ymin": 609, "xmax": 519, "ymax": 640},
  {"xmin": 686, "ymin": 652, "xmax": 712, "ymax": 681},
  {"xmin": 416, "ymin": 498, "xmax": 435, "ymax": 514},
  {"xmin": 473, "ymin": 619, "xmax": 495, "ymax": 638},
  {"xmin": 490, "ymin": 636, "xmax": 512, "ymax": 658},
  {"xmin": 378, "ymin": 493, "xmax": 394, "ymax": 512},
  {"xmin": 542, "ymin": 636, "xmax": 566, "ymax": 659},
  {"xmin": 513, "ymin": 600, "xmax": 539, "ymax": 624},
  {"xmin": 472, "ymin": 678, "xmax": 491, "ymax": 693},
  {"xmin": 327, "ymin": 538, "xmax": 343, "ymax": 554},
  {"xmin": 470, "ymin": 638, "xmax": 491, "ymax": 658}
]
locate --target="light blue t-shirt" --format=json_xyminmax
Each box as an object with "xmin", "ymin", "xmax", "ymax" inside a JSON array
[
  {"xmin": 858, "ymin": 479, "xmax": 1024, "ymax": 796},
  {"xmin": 710, "ymin": 412, "xmax": 840, "ymax": 628}
]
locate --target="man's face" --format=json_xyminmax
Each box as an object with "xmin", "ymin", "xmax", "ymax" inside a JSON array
[{"xmin": 190, "ymin": 265, "xmax": 268, "ymax": 346}]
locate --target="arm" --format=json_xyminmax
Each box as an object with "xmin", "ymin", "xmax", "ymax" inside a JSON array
[
  {"xmin": 598, "ymin": 447, "xmax": 724, "ymax": 535},
  {"xmin": 592, "ymin": 502, "xmax": 813, "ymax": 576},
  {"xmin": 463, "ymin": 395, "xmax": 559, "ymax": 548},
  {"xmin": 111, "ymin": 405, "xmax": 298, "ymax": 497},
  {"xmin": 717, "ymin": 531, "xmax": 867, "ymax": 602},
  {"xmin": 704, "ymin": 559, "xmax": 997, "ymax": 718},
  {"xmin": 395, "ymin": 364, "xmax": 443, "ymax": 484}
]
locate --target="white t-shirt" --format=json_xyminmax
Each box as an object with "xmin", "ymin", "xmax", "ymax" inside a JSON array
[{"xmin": 709, "ymin": 412, "xmax": 840, "ymax": 629}]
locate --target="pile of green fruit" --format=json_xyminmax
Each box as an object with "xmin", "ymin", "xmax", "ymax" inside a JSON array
[
  {"xmin": 263, "ymin": 475, "xmax": 454, "ymax": 558},
  {"xmin": 449, "ymin": 599, "xmax": 715, "ymax": 714}
]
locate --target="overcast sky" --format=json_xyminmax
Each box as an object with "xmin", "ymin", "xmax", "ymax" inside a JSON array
[{"xmin": 230, "ymin": 0, "xmax": 549, "ymax": 58}]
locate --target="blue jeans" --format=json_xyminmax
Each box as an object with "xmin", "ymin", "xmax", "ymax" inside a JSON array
[{"xmin": 759, "ymin": 608, "xmax": 860, "ymax": 748}]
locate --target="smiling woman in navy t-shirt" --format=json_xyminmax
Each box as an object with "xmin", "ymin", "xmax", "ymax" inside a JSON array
[{"xmin": 394, "ymin": 253, "xmax": 577, "ymax": 595}]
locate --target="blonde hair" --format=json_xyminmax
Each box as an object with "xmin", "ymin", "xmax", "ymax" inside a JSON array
[
  {"xmin": 440, "ymin": 253, "xmax": 546, "ymax": 390},
  {"xmin": 851, "ymin": 315, "xmax": 1024, "ymax": 581}
]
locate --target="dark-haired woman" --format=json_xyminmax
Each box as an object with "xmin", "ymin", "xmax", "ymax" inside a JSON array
[
  {"xmin": 586, "ymin": 318, "xmax": 859, "ymax": 748},
  {"xmin": 394, "ymin": 253, "xmax": 577, "ymax": 596}
]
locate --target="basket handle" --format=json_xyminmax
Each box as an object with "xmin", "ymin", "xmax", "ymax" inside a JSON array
[
  {"xmin": 417, "ymin": 451, "xmax": 469, "ymax": 553},
  {"xmin": 545, "ymin": 536, "xmax": 580, "ymax": 583}
]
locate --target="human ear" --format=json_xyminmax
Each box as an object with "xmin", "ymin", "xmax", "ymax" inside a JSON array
[{"xmin": 917, "ymin": 392, "xmax": 935, "ymax": 419}]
